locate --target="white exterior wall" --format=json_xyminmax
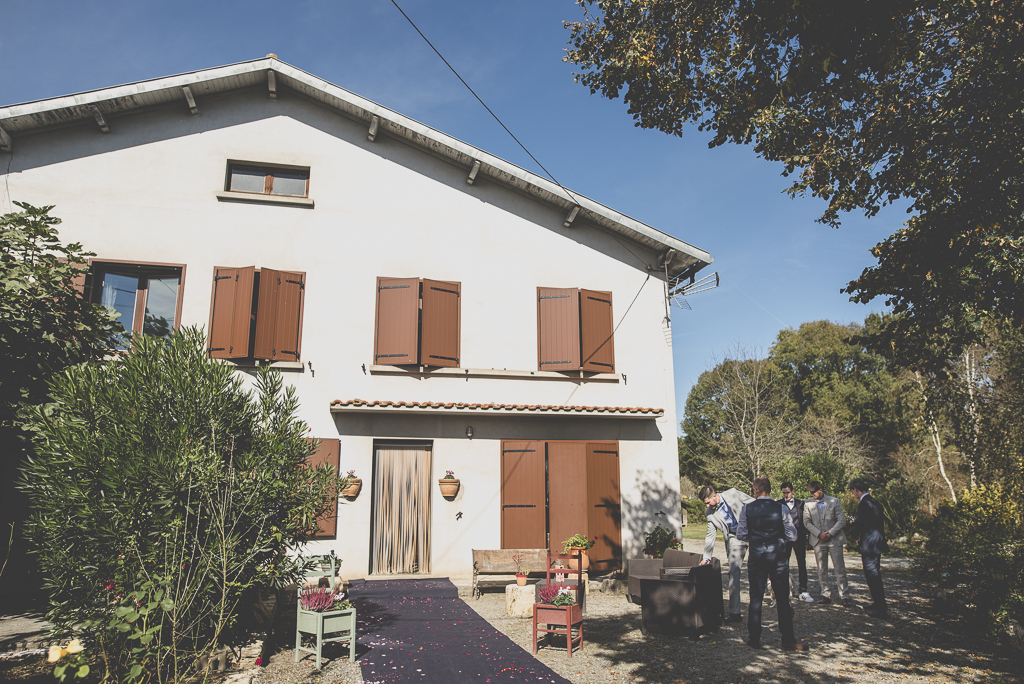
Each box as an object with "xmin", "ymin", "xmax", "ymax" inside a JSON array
[{"xmin": 2, "ymin": 89, "xmax": 683, "ymax": 579}]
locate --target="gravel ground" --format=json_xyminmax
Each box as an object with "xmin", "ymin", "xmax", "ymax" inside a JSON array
[{"xmin": 10, "ymin": 543, "xmax": 1013, "ymax": 684}]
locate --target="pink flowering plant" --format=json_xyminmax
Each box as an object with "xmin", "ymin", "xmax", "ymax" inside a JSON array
[
  {"xmin": 539, "ymin": 584, "xmax": 576, "ymax": 606},
  {"xmin": 643, "ymin": 525, "xmax": 684, "ymax": 558},
  {"xmin": 443, "ymin": 469, "xmax": 456, "ymax": 479}
]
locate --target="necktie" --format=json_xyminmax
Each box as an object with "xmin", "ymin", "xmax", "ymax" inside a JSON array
[{"xmin": 720, "ymin": 502, "xmax": 738, "ymax": 535}]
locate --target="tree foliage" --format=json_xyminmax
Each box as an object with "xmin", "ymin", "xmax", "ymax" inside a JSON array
[
  {"xmin": 0, "ymin": 202, "xmax": 118, "ymax": 436},
  {"xmin": 20, "ymin": 329, "xmax": 338, "ymax": 682},
  {"xmin": 565, "ymin": 1, "xmax": 1024, "ymax": 362}
]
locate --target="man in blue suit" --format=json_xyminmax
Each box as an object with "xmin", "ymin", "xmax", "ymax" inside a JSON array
[
  {"xmin": 737, "ymin": 477, "xmax": 808, "ymax": 651},
  {"xmin": 848, "ymin": 478, "xmax": 889, "ymax": 618}
]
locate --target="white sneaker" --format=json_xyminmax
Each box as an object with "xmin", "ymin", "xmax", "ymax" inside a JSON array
[{"xmin": 800, "ymin": 592, "xmax": 814, "ymax": 603}]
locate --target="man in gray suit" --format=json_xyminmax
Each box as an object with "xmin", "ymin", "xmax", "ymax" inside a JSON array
[
  {"xmin": 802, "ymin": 480, "xmax": 850, "ymax": 606},
  {"xmin": 699, "ymin": 484, "xmax": 755, "ymax": 623}
]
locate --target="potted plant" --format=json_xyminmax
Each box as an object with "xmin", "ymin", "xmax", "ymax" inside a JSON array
[
  {"xmin": 534, "ymin": 584, "xmax": 582, "ymax": 627},
  {"xmin": 561, "ymin": 533, "xmax": 595, "ymax": 571},
  {"xmin": 341, "ymin": 470, "xmax": 361, "ymax": 498},
  {"xmin": 642, "ymin": 525, "xmax": 684, "ymax": 558},
  {"xmin": 513, "ymin": 553, "xmax": 529, "ymax": 586},
  {"xmin": 295, "ymin": 586, "xmax": 357, "ymax": 668},
  {"xmin": 438, "ymin": 469, "xmax": 460, "ymax": 498}
]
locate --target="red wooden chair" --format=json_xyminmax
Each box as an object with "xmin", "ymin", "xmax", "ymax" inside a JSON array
[{"xmin": 532, "ymin": 550, "xmax": 584, "ymax": 656}]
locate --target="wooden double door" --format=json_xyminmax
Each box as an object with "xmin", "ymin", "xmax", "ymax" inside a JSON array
[{"xmin": 500, "ymin": 440, "xmax": 621, "ymax": 572}]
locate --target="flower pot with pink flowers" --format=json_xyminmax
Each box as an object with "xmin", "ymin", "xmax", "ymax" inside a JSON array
[
  {"xmin": 438, "ymin": 469, "xmax": 460, "ymax": 498},
  {"xmin": 340, "ymin": 470, "xmax": 361, "ymax": 498}
]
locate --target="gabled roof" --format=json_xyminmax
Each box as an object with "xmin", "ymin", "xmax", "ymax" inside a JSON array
[{"xmin": 0, "ymin": 57, "xmax": 711, "ymax": 279}]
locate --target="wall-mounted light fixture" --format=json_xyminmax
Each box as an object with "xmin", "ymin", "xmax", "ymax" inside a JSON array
[{"xmin": 465, "ymin": 426, "xmax": 474, "ymax": 439}]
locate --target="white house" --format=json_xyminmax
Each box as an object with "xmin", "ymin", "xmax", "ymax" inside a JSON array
[{"xmin": 0, "ymin": 57, "xmax": 712, "ymax": 581}]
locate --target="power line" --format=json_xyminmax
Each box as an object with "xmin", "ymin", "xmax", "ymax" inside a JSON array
[{"xmin": 388, "ymin": 0, "xmax": 580, "ymax": 207}]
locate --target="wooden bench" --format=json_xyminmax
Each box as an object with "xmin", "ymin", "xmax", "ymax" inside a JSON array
[{"xmin": 472, "ymin": 549, "xmax": 549, "ymax": 598}]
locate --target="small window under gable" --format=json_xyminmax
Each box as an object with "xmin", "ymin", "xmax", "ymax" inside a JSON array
[{"xmin": 226, "ymin": 162, "xmax": 310, "ymax": 197}]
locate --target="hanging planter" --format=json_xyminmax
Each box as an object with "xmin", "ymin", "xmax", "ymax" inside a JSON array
[
  {"xmin": 341, "ymin": 471, "xmax": 361, "ymax": 498},
  {"xmin": 439, "ymin": 469, "xmax": 460, "ymax": 498}
]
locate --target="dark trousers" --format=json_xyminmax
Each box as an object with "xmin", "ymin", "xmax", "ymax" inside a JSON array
[
  {"xmin": 747, "ymin": 550, "xmax": 795, "ymax": 645},
  {"xmin": 785, "ymin": 539, "xmax": 808, "ymax": 593},
  {"xmin": 862, "ymin": 553, "xmax": 886, "ymax": 611}
]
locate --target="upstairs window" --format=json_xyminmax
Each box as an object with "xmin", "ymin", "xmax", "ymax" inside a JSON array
[
  {"xmin": 227, "ymin": 163, "xmax": 309, "ymax": 197},
  {"xmin": 537, "ymin": 287, "xmax": 615, "ymax": 373},
  {"xmin": 88, "ymin": 261, "xmax": 185, "ymax": 346},
  {"xmin": 374, "ymin": 277, "xmax": 461, "ymax": 367},
  {"xmin": 208, "ymin": 266, "xmax": 305, "ymax": 361}
]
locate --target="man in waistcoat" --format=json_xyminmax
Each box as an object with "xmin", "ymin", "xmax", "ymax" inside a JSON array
[
  {"xmin": 737, "ymin": 477, "xmax": 808, "ymax": 651},
  {"xmin": 778, "ymin": 481, "xmax": 810, "ymax": 601},
  {"xmin": 803, "ymin": 480, "xmax": 850, "ymax": 606},
  {"xmin": 848, "ymin": 478, "xmax": 889, "ymax": 618},
  {"xmin": 699, "ymin": 484, "xmax": 755, "ymax": 623}
]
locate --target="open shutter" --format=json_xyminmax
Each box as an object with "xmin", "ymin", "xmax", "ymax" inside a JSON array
[
  {"xmin": 501, "ymin": 441, "xmax": 546, "ymax": 549},
  {"xmin": 586, "ymin": 442, "xmax": 621, "ymax": 572},
  {"xmin": 547, "ymin": 441, "xmax": 588, "ymax": 556},
  {"xmin": 421, "ymin": 279, "xmax": 460, "ymax": 368},
  {"xmin": 254, "ymin": 268, "xmax": 304, "ymax": 361},
  {"xmin": 374, "ymin": 277, "xmax": 420, "ymax": 365},
  {"xmin": 306, "ymin": 438, "xmax": 340, "ymax": 539},
  {"xmin": 208, "ymin": 266, "xmax": 255, "ymax": 359},
  {"xmin": 537, "ymin": 287, "xmax": 580, "ymax": 371},
  {"xmin": 580, "ymin": 289, "xmax": 614, "ymax": 373}
]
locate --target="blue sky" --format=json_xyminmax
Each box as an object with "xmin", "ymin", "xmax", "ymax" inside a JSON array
[{"xmin": 0, "ymin": 0, "xmax": 904, "ymax": 429}]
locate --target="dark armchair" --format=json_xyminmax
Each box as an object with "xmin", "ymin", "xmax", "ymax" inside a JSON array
[{"xmin": 626, "ymin": 549, "xmax": 723, "ymax": 637}]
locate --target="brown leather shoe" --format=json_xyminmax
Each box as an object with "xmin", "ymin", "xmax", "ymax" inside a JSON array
[
  {"xmin": 815, "ymin": 596, "xmax": 832, "ymax": 605},
  {"xmin": 781, "ymin": 642, "xmax": 809, "ymax": 652}
]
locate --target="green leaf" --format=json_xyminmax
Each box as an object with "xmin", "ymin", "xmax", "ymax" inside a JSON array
[{"xmin": 129, "ymin": 664, "xmax": 143, "ymax": 679}]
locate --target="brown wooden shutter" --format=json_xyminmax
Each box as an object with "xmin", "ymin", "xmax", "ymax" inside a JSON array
[
  {"xmin": 500, "ymin": 441, "xmax": 546, "ymax": 549},
  {"xmin": 208, "ymin": 266, "xmax": 255, "ymax": 359},
  {"xmin": 547, "ymin": 441, "xmax": 589, "ymax": 556},
  {"xmin": 254, "ymin": 268, "xmax": 305, "ymax": 361},
  {"xmin": 580, "ymin": 289, "xmax": 614, "ymax": 373},
  {"xmin": 421, "ymin": 279, "xmax": 460, "ymax": 368},
  {"xmin": 374, "ymin": 277, "xmax": 420, "ymax": 365},
  {"xmin": 306, "ymin": 438, "xmax": 340, "ymax": 539},
  {"xmin": 537, "ymin": 287, "xmax": 580, "ymax": 371},
  {"xmin": 586, "ymin": 442, "xmax": 622, "ymax": 572}
]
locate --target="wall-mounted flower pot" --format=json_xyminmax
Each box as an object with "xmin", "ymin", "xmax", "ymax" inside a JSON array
[
  {"xmin": 438, "ymin": 478, "xmax": 460, "ymax": 498},
  {"xmin": 341, "ymin": 478, "xmax": 362, "ymax": 498}
]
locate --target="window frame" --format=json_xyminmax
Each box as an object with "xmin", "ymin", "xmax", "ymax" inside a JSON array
[
  {"xmin": 88, "ymin": 259, "xmax": 187, "ymax": 339},
  {"xmin": 224, "ymin": 160, "xmax": 310, "ymax": 198},
  {"xmin": 207, "ymin": 265, "xmax": 306, "ymax": 362}
]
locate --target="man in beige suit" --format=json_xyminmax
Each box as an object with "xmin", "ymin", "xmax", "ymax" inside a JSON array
[{"xmin": 802, "ymin": 481, "xmax": 850, "ymax": 606}]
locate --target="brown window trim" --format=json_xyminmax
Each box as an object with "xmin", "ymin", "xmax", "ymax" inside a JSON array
[
  {"xmin": 224, "ymin": 160, "xmax": 310, "ymax": 198},
  {"xmin": 88, "ymin": 258, "xmax": 187, "ymax": 337}
]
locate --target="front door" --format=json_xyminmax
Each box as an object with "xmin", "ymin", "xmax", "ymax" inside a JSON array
[{"xmin": 370, "ymin": 444, "xmax": 432, "ymax": 574}]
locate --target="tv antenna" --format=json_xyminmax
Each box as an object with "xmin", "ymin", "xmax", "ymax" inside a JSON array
[{"xmin": 668, "ymin": 270, "xmax": 719, "ymax": 311}]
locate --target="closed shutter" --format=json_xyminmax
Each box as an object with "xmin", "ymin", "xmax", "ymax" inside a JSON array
[
  {"xmin": 586, "ymin": 442, "xmax": 621, "ymax": 572},
  {"xmin": 580, "ymin": 289, "xmax": 615, "ymax": 373},
  {"xmin": 208, "ymin": 266, "xmax": 255, "ymax": 359},
  {"xmin": 500, "ymin": 441, "xmax": 546, "ymax": 549},
  {"xmin": 537, "ymin": 287, "xmax": 580, "ymax": 371},
  {"xmin": 547, "ymin": 441, "xmax": 588, "ymax": 556},
  {"xmin": 374, "ymin": 277, "xmax": 420, "ymax": 365},
  {"xmin": 254, "ymin": 268, "xmax": 304, "ymax": 361},
  {"xmin": 421, "ymin": 279, "xmax": 460, "ymax": 368},
  {"xmin": 306, "ymin": 438, "xmax": 340, "ymax": 539}
]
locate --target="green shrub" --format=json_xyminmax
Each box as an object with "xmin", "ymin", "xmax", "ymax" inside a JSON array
[
  {"xmin": 872, "ymin": 478, "xmax": 927, "ymax": 538},
  {"xmin": 914, "ymin": 484, "xmax": 1024, "ymax": 635},
  {"xmin": 20, "ymin": 328, "xmax": 338, "ymax": 682},
  {"xmin": 681, "ymin": 497, "xmax": 707, "ymax": 525}
]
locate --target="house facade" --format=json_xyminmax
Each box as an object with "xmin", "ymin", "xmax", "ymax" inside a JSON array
[{"xmin": 0, "ymin": 58, "xmax": 712, "ymax": 580}]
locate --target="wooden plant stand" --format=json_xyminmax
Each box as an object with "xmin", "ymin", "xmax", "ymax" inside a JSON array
[
  {"xmin": 532, "ymin": 603, "xmax": 583, "ymax": 657},
  {"xmin": 295, "ymin": 602, "xmax": 357, "ymax": 669}
]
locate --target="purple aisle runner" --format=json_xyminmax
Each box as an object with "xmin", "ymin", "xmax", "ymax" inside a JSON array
[{"xmin": 349, "ymin": 578, "xmax": 572, "ymax": 684}]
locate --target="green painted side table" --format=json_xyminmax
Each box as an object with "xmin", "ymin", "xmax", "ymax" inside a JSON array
[{"xmin": 295, "ymin": 601, "xmax": 357, "ymax": 669}]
